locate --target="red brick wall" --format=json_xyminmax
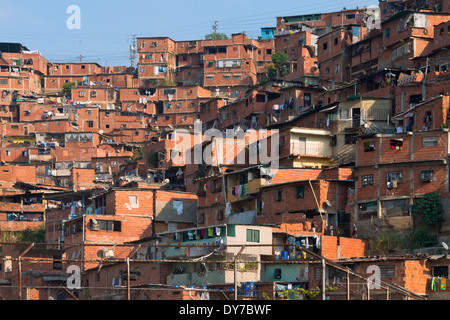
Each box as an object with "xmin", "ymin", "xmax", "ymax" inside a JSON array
[{"xmin": 321, "ymin": 235, "xmax": 368, "ymax": 260}]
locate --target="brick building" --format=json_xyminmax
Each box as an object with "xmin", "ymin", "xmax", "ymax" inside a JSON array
[{"xmin": 353, "ymin": 129, "xmax": 450, "ymax": 237}]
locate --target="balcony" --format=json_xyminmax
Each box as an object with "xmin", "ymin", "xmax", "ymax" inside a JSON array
[
  {"xmin": 167, "ymin": 268, "xmax": 259, "ymax": 287},
  {"xmin": 227, "ymin": 178, "xmax": 268, "ymax": 202}
]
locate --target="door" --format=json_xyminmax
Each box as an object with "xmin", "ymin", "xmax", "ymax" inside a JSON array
[{"xmin": 352, "ymin": 108, "xmax": 361, "ymax": 128}]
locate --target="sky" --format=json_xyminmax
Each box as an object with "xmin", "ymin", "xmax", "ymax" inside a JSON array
[{"xmin": 0, "ymin": 0, "xmax": 377, "ymax": 67}]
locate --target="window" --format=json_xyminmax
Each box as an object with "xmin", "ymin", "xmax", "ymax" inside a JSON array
[
  {"xmin": 86, "ymin": 109, "xmax": 92, "ymax": 115},
  {"xmin": 385, "ymin": 27, "xmax": 390, "ymax": 38},
  {"xmin": 0, "ymin": 79, "xmax": 8, "ymax": 85},
  {"xmin": 433, "ymin": 266, "xmax": 449, "ymax": 278},
  {"xmin": 246, "ymin": 229, "xmax": 260, "ymax": 243},
  {"xmin": 296, "ymin": 186, "xmax": 305, "ymax": 198},
  {"xmin": 420, "ymin": 170, "xmax": 434, "ymax": 182},
  {"xmin": 217, "ymin": 209, "xmax": 224, "ymax": 221},
  {"xmin": 129, "ymin": 195, "xmax": 137, "ymax": 205},
  {"xmin": 90, "ymin": 91, "xmax": 97, "ymax": 97},
  {"xmin": 422, "ymin": 136, "xmax": 437, "ymax": 147},
  {"xmin": 93, "ymin": 220, "xmax": 122, "ymax": 232},
  {"xmin": 323, "ymin": 42, "xmax": 328, "ymax": 50},
  {"xmin": 163, "ymin": 88, "xmax": 176, "ymax": 95},
  {"xmin": 233, "ymin": 74, "xmax": 241, "ymax": 79},
  {"xmin": 275, "ymin": 189, "xmax": 282, "ymax": 201},
  {"xmin": 206, "ymin": 75, "xmax": 214, "ymax": 80},
  {"xmin": 266, "ymin": 49, "xmax": 272, "ymax": 55},
  {"xmin": 364, "ymin": 141, "xmax": 375, "ymax": 152},
  {"xmin": 81, "ymin": 65, "xmax": 85, "ymax": 69},
  {"xmin": 78, "ymin": 91, "xmax": 85, "ymax": 97},
  {"xmin": 346, "ymin": 14, "xmax": 356, "ymax": 19},
  {"xmin": 358, "ymin": 201, "xmax": 377, "ymax": 219},
  {"xmin": 334, "ymin": 37, "xmax": 338, "ymax": 45},
  {"xmin": 53, "ymin": 255, "xmax": 63, "ymax": 270},
  {"xmin": 339, "ymin": 109, "xmax": 350, "ymax": 119},
  {"xmin": 223, "ymin": 74, "xmax": 231, "ymax": 80},
  {"xmin": 87, "ymin": 121, "xmax": 94, "ymax": 128},
  {"xmin": 5, "ymin": 151, "xmax": 11, "ymax": 156},
  {"xmin": 379, "ymin": 265, "xmax": 395, "ymax": 279},
  {"xmin": 151, "ymin": 42, "xmax": 157, "ymax": 47},
  {"xmin": 227, "ymin": 225, "xmax": 236, "ymax": 237},
  {"xmin": 386, "ymin": 172, "xmax": 402, "ymax": 189},
  {"xmin": 362, "ymin": 174, "xmax": 374, "ymax": 187},
  {"xmin": 390, "ymin": 139, "xmax": 403, "ymax": 150}
]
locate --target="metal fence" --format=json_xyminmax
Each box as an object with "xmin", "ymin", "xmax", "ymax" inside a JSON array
[{"xmin": 0, "ymin": 242, "xmax": 426, "ymax": 300}]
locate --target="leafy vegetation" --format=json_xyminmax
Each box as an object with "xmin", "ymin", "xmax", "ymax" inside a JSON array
[
  {"xmin": 262, "ymin": 52, "xmax": 290, "ymax": 82},
  {"xmin": 62, "ymin": 81, "xmax": 77, "ymax": 98},
  {"xmin": 0, "ymin": 226, "xmax": 45, "ymax": 243},
  {"xmin": 411, "ymin": 192, "xmax": 444, "ymax": 228},
  {"xmin": 205, "ymin": 33, "xmax": 229, "ymax": 40},
  {"xmin": 368, "ymin": 229, "xmax": 437, "ymax": 255},
  {"xmin": 263, "ymin": 286, "xmax": 337, "ymax": 300}
]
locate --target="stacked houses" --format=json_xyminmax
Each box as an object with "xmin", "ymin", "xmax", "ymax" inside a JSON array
[{"xmin": 0, "ymin": 0, "xmax": 449, "ymax": 300}]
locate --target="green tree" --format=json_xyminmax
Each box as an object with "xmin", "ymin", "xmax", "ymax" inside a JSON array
[
  {"xmin": 20, "ymin": 226, "xmax": 46, "ymax": 243},
  {"xmin": 411, "ymin": 192, "xmax": 444, "ymax": 231},
  {"xmin": 205, "ymin": 33, "xmax": 229, "ymax": 40},
  {"xmin": 62, "ymin": 81, "xmax": 77, "ymax": 98},
  {"xmin": 271, "ymin": 52, "xmax": 289, "ymax": 65},
  {"xmin": 146, "ymin": 150, "xmax": 159, "ymax": 168},
  {"xmin": 130, "ymin": 148, "xmax": 144, "ymax": 162},
  {"xmin": 265, "ymin": 52, "xmax": 290, "ymax": 79}
]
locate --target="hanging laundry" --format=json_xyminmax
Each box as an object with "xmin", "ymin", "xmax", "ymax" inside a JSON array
[
  {"xmin": 208, "ymin": 228, "xmax": 214, "ymax": 237},
  {"xmin": 431, "ymin": 277, "xmax": 437, "ymax": 291},
  {"xmin": 173, "ymin": 200, "xmax": 183, "ymax": 215},
  {"xmin": 215, "ymin": 227, "xmax": 221, "ymax": 236},
  {"xmin": 441, "ymin": 278, "xmax": 446, "ymax": 290},
  {"xmin": 392, "ymin": 180, "xmax": 398, "ymax": 188}
]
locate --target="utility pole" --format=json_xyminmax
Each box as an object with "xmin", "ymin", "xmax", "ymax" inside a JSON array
[
  {"xmin": 422, "ymin": 57, "xmax": 429, "ymax": 101},
  {"xmin": 212, "ymin": 21, "xmax": 218, "ymax": 40},
  {"xmin": 79, "ymin": 55, "xmax": 83, "ymax": 63},
  {"xmin": 130, "ymin": 34, "xmax": 136, "ymax": 68}
]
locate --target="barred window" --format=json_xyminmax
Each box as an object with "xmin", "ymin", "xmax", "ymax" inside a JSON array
[{"xmin": 362, "ymin": 174, "xmax": 374, "ymax": 187}]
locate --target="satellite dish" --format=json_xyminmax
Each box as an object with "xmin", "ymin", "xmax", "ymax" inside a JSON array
[
  {"xmin": 442, "ymin": 242, "xmax": 449, "ymax": 251},
  {"xmin": 325, "ymin": 200, "xmax": 332, "ymax": 207}
]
